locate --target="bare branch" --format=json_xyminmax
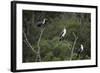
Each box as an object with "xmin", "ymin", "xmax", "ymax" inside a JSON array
[
  {"xmin": 73, "ymin": 32, "xmax": 77, "ymax": 38},
  {"xmin": 37, "ymin": 28, "xmax": 45, "ymax": 53},
  {"xmin": 23, "ymin": 31, "xmax": 37, "ymax": 54},
  {"xmin": 70, "ymin": 32, "xmax": 78, "ymax": 60},
  {"xmin": 36, "ymin": 28, "xmax": 45, "ymax": 62}
]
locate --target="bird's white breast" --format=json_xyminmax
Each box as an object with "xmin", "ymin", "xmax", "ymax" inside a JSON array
[
  {"xmin": 62, "ymin": 28, "xmax": 66, "ymax": 37},
  {"xmin": 81, "ymin": 44, "xmax": 83, "ymax": 51},
  {"xmin": 43, "ymin": 19, "xmax": 46, "ymax": 24}
]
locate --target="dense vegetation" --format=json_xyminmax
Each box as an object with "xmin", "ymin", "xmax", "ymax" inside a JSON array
[{"xmin": 22, "ymin": 10, "xmax": 91, "ymax": 62}]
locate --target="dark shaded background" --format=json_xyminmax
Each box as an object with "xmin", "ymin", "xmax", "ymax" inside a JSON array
[{"xmin": 22, "ymin": 10, "xmax": 91, "ymax": 62}]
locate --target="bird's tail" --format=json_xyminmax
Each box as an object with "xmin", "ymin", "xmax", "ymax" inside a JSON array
[
  {"xmin": 59, "ymin": 37, "xmax": 63, "ymax": 41},
  {"xmin": 59, "ymin": 38, "xmax": 62, "ymax": 41}
]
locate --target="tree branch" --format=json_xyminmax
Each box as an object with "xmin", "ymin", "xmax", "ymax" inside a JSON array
[
  {"xmin": 35, "ymin": 28, "xmax": 45, "ymax": 62},
  {"xmin": 70, "ymin": 32, "xmax": 78, "ymax": 60},
  {"xmin": 23, "ymin": 31, "xmax": 37, "ymax": 54}
]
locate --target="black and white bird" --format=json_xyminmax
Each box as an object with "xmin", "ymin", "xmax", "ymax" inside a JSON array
[
  {"xmin": 77, "ymin": 44, "xmax": 84, "ymax": 56},
  {"xmin": 59, "ymin": 27, "xmax": 66, "ymax": 41},
  {"xmin": 37, "ymin": 18, "xmax": 47, "ymax": 27}
]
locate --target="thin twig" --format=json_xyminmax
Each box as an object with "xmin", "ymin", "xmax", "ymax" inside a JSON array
[
  {"xmin": 35, "ymin": 28, "xmax": 45, "ymax": 62},
  {"xmin": 70, "ymin": 32, "xmax": 78, "ymax": 60},
  {"xmin": 23, "ymin": 31, "xmax": 37, "ymax": 54},
  {"xmin": 37, "ymin": 28, "xmax": 45, "ymax": 54}
]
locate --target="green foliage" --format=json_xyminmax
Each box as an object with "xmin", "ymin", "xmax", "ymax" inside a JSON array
[{"xmin": 23, "ymin": 10, "xmax": 91, "ymax": 62}]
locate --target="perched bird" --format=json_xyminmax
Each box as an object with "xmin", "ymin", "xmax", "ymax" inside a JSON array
[
  {"xmin": 77, "ymin": 44, "xmax": 84, "ymax": 57},
  {"xmin": 59, "ymin": 27, "xmax": 66, "ymax": 41},
  {"xmin": 80, "ymin": 44, "xmax": 84, "ymax": 52},
  {"xmin": 36, "ymin": 18, "xmax": 47, "ymax": 27}
]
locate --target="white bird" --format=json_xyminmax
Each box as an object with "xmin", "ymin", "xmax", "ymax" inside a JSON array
[
  {"xmin": 59, "ymin": 27, "xmax": 66, "ymax": 41},
  {"xmin": 77, "ymin": 44, "xmax": 84, "ymax": 55},
  {"xmin": 77, "ymin": 44, "xmax": 84, "ymax": 57},
  {"xmin": 81, "ymin": 44, "xmax": 84, "ymax": 52},
  {"xmin": 37, "ymin": 18, "xmax": 47, "ymax": 27}
]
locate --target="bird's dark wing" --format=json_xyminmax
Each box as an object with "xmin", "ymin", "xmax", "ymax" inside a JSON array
[
  {"xmin": 36, "ymin": 21, "xmax": 42, "ymax": 27},
  {"xmin": 77, "ymin": 48, "xmax": 81, "ymax": 54},
  {"xmin": 59, "ymin": 31, "xmax": 64, "ymax": 37}
]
